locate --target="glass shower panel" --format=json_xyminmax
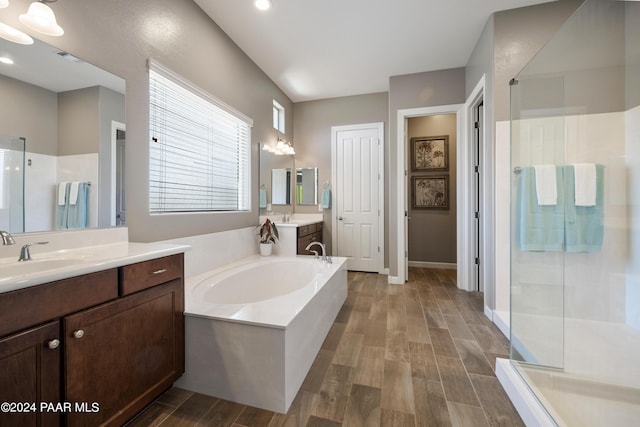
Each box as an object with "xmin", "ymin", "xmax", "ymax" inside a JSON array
[
  {"xmin": 0, "ymin": 136, "xmax": 25, "ymax": 233},
  {"xmin": 509, "ymin": 0, "xmax": 640, "ymax": 425},
  {"xmin": 510, "ymin": 75, "xmax": 566, "ymax": 370}
]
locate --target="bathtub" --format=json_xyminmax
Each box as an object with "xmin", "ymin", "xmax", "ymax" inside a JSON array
[{"xmin": 174, "ymin": 255, "xmax": 348, "ymax": 413}]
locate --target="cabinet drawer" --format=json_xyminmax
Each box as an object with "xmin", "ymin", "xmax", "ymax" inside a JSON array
[
  {"xmin": 0, "ymin": 269, "xmax": 118, "ymax": 337},
  {"xmin": 119, "ymin": 253, "xmax": 183, "ymax": 296},
  {"xmin": 297, "ymin": 224, "xmax": 315, "ymax": 237}
]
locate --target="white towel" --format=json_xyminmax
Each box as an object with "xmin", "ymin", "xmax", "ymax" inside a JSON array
[
  {"xmin": 534, "ymin": 165, "xmax": 557, "ymax": 206},
  {"xmin": 58, "ymin": 182, "xmax": 68, "ymax": 206},
  {"xmin": 69, "ymin": 181, "xmax": 80, "ymax": 205},
  {"xmin": 573, "ymin": 163, "xmax": 597, "ymax": 206}
]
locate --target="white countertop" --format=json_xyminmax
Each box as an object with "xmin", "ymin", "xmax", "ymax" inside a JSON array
[
  {"xmin": 0, "ymin": 241, "xmax": 190, "ymax": 294},
  {"xmin": 259, "ymin": 213, "xmax": 323, "ymax": 228}
]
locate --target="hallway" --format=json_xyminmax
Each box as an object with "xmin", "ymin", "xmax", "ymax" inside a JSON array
[{"xmin": 129, "ymin": 268, "xmax": 523, "ymax": 426}]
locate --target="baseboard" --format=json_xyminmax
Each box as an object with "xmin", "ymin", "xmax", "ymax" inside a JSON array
[
  {"xmin": 382, "ymin": 268, "xmax": 390, "ymax": 275},
  {"xmin": 408, "ymin": 261, "xmax": 456, "ymax": 270},
  {"xmin": 387, "ymin": 276, "xmax": 405, "ymax": 285},
  {"xmin": 493, "ymin": 310, "xmax": 510, "ymax": 339},
  {"xmin": 495, "ymin": 358, "xmax": 556, "ymax": 427}
]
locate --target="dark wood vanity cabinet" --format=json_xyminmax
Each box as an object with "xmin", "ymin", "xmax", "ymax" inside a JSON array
[
  {"xmin": 0, "ymin": 321, "xmax": 62, "ymax": 427},
  {"xmin": 297, "ymin": 222, "xmax": 324, "ymax": 255},
  {"xmin": 65, "ymin": 278, "xmax": 184, "ymax": 427},
  {"xmin": 0, "ymin": 253, "xmax": 185, "ymax": 427}
]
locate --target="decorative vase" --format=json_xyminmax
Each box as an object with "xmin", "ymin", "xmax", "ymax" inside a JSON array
[{"xmin": 259, "ymin": 242, "xmax": 273, "ymax": 256}]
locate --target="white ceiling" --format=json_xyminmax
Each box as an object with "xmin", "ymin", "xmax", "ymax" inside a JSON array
[{"xmin": 194, "ymin": 0, "xmax": 555, "ymax": 102}]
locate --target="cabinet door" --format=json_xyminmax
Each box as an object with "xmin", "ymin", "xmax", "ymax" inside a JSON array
[
  {"xmin": 64, "ymin": 279, "xmax": 184, "ymax": 427},
  {"xmin": 0, "ymin": 321, "xmax": 61, "ymax": 427}
]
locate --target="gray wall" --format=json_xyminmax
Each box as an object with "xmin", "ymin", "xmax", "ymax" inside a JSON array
[
  {"xmin": 0, "ymin": 74, "xmax": 57, "ymax": 155},
  {"xmin": 293, "ymin": 92, "xmax": 389, "ymax": 256},
  {"xmin": 493, "ymin": 0, "xmax": 584, "ymax": 121},
  {"xmin": 388, "ymin": 68, "xmax": 466, "ymax": 276},
  {"xmin": 58, "ymin": 87, "xmax": 99, "ymax": 155},
  {"xmin": 628, "ymin": 1, "xmax": 640, "ymax": 110},
  {"xmin": 1, "ymin": 0, "xmax": 293, "ymax": 242},
  {"xmin": 407, "ymin": 114, "xmax": 457, "ymax": 264}
]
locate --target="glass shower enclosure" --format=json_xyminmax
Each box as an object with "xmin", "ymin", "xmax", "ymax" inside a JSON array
[
  {"xmin": 509, "ymin": 0, "xmax": 639, "ymax": 425},
  {"xmin": 0, "ymin": 135, "xmax": 25, "ymax": 233}
]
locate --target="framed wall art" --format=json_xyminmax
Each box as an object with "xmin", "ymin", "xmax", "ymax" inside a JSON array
[
  {"xmin": 411, "ymin": 135, "xmax": 449, "ymax": 171},
  {"xmin": 412, "ymin": 176, "xmax": 449, "ymax": 209}
]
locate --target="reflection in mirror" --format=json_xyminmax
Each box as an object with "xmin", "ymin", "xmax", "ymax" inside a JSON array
[
  {"xmin": 296, "ymin": 167, "xmax": 318, "ymax": 205},
  {"xmin": 272, "ymin": 168, "xmax": 292, "ymax": 205},
  {"xmin": 0, "ymin": 37, "xmax": 125, "ymax": 233},
  {"xmin": 259, "ymin": 144, "xmax": 294, "ymax": 210},
  {"xmin": 0, "ymin": 136, "xmax": 25, "ymax": 232}
]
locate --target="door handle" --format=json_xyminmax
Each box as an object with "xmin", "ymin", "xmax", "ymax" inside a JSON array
[{"xmin": 338, "ymin": 216, "xmax": 344, "ymax": 221}]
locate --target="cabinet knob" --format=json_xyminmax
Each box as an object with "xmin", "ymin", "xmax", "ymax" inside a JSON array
[
  {"xmin": 47, "ymin": 339, "xmax": 60, "ymax": 349},
  {"xmin": 73, "ymin": 330, "xmax": 85, "ymax": 339}
]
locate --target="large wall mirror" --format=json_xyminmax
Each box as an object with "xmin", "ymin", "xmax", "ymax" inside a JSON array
[
  {"xmin": 0, "ymin": 37, "xmax": 126, "ymax": 234},
  {"xmin": 259, "ymin": 144, "xmax": 293, "ymax": 210}
]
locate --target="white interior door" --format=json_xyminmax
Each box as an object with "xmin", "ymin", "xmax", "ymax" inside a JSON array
[{"xmin": 332, "ymin": 123, "xmax": 383, "ymax": 273}]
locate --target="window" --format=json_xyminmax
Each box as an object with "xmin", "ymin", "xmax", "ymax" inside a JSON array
[
  {"xmin": 273, "ymin": 99, "xmax": 285, "ymax": 133},
  {"xmin": 149, "ymin": 62, "xmax": 252, "ymax": 213}
]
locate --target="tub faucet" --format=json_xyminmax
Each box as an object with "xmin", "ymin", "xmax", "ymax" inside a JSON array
[
  {"xmin": 1, "ymin": 230, "xmax": 15, "ymax": 245},
  {"xmin": 305, "ymin": 241, "xmax": 331, "ymax": 263}
]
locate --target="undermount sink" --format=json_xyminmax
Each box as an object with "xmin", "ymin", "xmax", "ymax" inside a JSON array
[{"xmin": 0, "ymin": 258, "xmax": 85, "ymax": 277}]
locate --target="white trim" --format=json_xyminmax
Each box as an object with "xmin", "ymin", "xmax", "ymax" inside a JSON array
[
  {"xmin": 331, "ymin": 122, "xmax": 385, "ymax": 274},
  {"xmin": 495, "ymin": 359, "xmax": 557, "ymax": 427},
  {"xmin": 382, "ymin": 268, "xmax": 390, "ymax": 275},
  {"xmin": 396, "ymin": 104, "xmax": 463, "ymax": 285},
  {"xmin": 408, "ymin": 261, "xmax": 456, "ymax": 270},
  {"xmin": 458, "ymin": 75, "xmax": 486, "ymax": 293},
  {"xmin": 493, "ymin": 310, "xmax": 510, "ymax": 339},
  {"xmin": 387, "ymin": 276, "xmax": 404, "ymax": 285},
  {"xmin": 110, "ymin": 121, "xmax": 126, "ymax": 226}
]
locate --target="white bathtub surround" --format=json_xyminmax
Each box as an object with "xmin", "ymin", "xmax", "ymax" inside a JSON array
[
  {"xmin": 175, "ymin": 255, "xmax": 348, "ymax": 413},
  {"xmin": 160, "ymin": 227, "xmax": 259, "ymax": 278}
]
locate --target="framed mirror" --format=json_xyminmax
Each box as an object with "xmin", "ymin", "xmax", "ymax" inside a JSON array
[
  {"xmin": 0, "ymin": 37, "xmax": 125, "ymax": 233},
  {"xmin": 259, "ymin": 144, "xmax": 294, "ymax": 209},
  {"xmin": 296, "ymin": 167, "xmax": 318, "ymax": 205}
]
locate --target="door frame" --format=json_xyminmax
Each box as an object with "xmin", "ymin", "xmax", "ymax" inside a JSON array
[
  {"xmin": 110, "ymin": 121, "xmax": 126, "ymax": 226},
  {"xmin": 462, "ymin": 76, "xmax": 487, "ymax": 294},
  {"xmin": 394, "ymin": 104, "xmax": 464, "ymax": 285},
  {"xmin": 331, "ymin": 122, "xmax": 385, "ymax": 274}
]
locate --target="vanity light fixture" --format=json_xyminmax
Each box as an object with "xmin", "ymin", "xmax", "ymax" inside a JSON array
[
  {"xmin": 19, "ymin": 0, "xmax": 64, "ymax": 37},
  {"xmin": 262, "ymin": 138, "xmax": 295, "ymax": 156},
  {"xmin": 0, "ymin": 22, "xmax": 33, "ymax": 45},
  {"xmin": 254, "ymin": 0, "xmax": 272, "ymax": 11}
]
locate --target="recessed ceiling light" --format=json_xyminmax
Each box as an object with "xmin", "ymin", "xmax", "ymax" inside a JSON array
[
  {"xmin": 254, "ymin": 0, "xmax": 272, "ymax": 11},
  {"xmin": 0, "ymin": 57, "xmax": 14, "ymax": 64}
]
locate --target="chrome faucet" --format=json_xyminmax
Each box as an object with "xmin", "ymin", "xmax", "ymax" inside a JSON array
[
  {"xmin": 1, "ymin": 230, "xmax": 15, "ymax": 246},
  {"xmin": 18, "ymin": 242, "xmax": 49, "ymax": 262},
  {"xmin": 305, "ymin": 241, "xmax": 331, "ymax": 263}
]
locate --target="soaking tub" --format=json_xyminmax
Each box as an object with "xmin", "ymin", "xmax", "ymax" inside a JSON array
[{"xmin": 174, "ymin": 255, "xmax": 348, "ymax": 413}]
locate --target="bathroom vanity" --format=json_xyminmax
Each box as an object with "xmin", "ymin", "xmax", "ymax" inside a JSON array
[
  {"xmin": 0, "ymin": 229, "xmax": 187, "ymax": 427},
  {"xmin": 259, "ymin": 215, "xmax": 324, "ymax": 256}
]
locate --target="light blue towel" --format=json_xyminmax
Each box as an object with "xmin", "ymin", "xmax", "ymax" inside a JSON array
[
  {"xmin": 55, "ymin": 183, "xmax": 70, "ymax": 230},
  {"xmin": 67, "ymin": 182, "xmax": 89, "ymax": 229},
  {"xmin": 321, "ymin": 188, "xmax": 331, "ymax": 209},
  {"xmin": 518, "ymin": 166, "xmax": 565, "ymax": 251},
  {"xmin": 564, "ymin": 164, "xmax": 604, "ymax": 252},
  {"xmin": 259, "ymin": 188, "xmax": 267, "ymax": 208}
]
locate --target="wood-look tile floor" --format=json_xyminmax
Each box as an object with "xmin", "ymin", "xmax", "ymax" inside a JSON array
[{"xmin": 128, "ymin": 268, "xmax": 523, "ymax": 427}]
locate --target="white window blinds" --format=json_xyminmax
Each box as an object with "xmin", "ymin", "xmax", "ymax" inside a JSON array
[{"xmin": 149, "ymin": 62, "xmax": 251, "ymax": 213}]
